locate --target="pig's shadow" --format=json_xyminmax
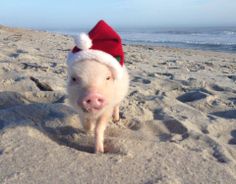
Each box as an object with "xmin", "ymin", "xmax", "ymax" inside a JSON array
[
  {"xmin": 0, "ymin": 91, "xmax": 95, "ymax": 153},
  {"xmin": 41, "ymin": 124, "xmax": 95, "ymax": 154}
]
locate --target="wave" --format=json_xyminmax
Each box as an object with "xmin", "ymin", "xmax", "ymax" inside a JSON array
[
  {"xmin": 152, "ymin": 30, "xmax": 236, "ymax": 35},
  {"xmin": 123, "ymin": 39, "xmax": 236, "ymax": 46},
  {"xmin": 119, "ymin": 28, "xmax": 236, "ymax": 36},
  {"xmin": 123, "ymin": 39, "xmax": 236, "ymax": 52},
  {"xmin": 223, "ymin": 31, "xmax": 236, "ymax": 35}
]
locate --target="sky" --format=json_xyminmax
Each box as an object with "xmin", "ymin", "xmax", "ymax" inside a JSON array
[{"xmin": 0, "ymin": 0, "xmax": 236, "ymax": 30}]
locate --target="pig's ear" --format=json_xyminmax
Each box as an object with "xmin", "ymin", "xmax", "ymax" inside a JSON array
[
  {"xmin": 109, "ymin": 66, "xmax": 123, "ymax": 80},
  {"xmin": 74, "ymin": 33, "xmax": 92, "ymax": 50}
]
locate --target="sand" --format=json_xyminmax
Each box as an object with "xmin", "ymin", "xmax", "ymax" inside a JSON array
[{"xmin": 0, "ymin": 25, "xmax": 236, "ymax": 184}]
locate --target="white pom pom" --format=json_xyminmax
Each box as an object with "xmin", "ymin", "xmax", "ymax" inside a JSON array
[{"xmin": 74, "ymin": 33, "xmax": 92, "ymax": 50}]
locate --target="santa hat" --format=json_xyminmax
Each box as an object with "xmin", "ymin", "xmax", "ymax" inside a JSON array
[{"xmin": 67, "ymin": 20, "xmax": 125, "ymax": 79}]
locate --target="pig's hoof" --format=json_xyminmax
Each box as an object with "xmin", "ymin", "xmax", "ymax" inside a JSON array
[
  {"xmin": 113, "ymin": 118, "xmax": 120, "ymax": 123},
  {"xmin": 112, "ymin": 116, "xmax": 120, "ymax": 123},
  {"xmin": 95, "ymin": 143, "xmax": 104, "ymax": 153},
  {"xmin": 95, "ymin": 148, "xmax": 104, "ymax": 154}
]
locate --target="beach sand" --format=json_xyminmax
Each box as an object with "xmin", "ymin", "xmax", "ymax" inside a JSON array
[{"xmin": 0, "ymin": 25, "xmax": 236, "ymax": 184}]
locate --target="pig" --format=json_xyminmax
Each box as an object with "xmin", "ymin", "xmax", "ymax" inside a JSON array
[
  {"xmin": 67, "ymin": 59, "xmax": 129, "ymax": 153},
  {"xmin": 66, "ymin": 20, "xmax": 128, "ymax": 153}
]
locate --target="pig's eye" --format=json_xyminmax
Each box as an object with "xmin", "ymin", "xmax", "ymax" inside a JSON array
[
  {"xmin": 71, "ymin": 76, "xmax": 80, "ymax": 83},
  {"xmin": 72, "ymin": 77, "xmax": 77, "ymax": 82},
  {"xmin": 106, "ymin": 76, "xmax": 111, "ymax": 80}
]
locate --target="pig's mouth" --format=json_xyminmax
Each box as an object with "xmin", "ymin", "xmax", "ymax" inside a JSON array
[{"xmin": 81, "ymin": 107, "xmax": 103, "ymax": 113}]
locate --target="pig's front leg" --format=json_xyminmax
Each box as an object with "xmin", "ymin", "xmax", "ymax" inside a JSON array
[
  {"xmin": 112, "ymin": 104, "xmax": 120, "ymax": 123},
  {"xmin": 82, "ymin": 118, "xmax": 95, "ymax": 134},
  {"xmin": 95, "ymin": 112, "xmax": 110, "ymax": 153}
]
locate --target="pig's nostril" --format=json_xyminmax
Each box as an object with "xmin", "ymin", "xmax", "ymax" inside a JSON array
[
  {"xmin": 98, "ymin": 98, "xmax": 104, "ymax": 103},
  {"xmin": 86, "ymin": 99, "xmax": 91, "ymax": 104}
]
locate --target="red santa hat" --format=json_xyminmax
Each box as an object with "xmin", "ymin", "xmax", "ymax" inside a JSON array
[{"xmin": 67, "ymin": 20, "xmax": 125, "ymax": 79}]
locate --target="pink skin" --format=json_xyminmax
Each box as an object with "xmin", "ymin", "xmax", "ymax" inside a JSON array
[{"xmin": 67, "ymin": 60, "xmax": 129, "ymax": 153}]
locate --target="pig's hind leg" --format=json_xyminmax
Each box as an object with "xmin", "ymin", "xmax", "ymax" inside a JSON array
[{"xmin": 112, "ymin": 104, "xmax": 120, "ymax": 123}]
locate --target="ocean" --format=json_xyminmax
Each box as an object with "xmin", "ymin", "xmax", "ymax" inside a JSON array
[
  {"xmin": 119, "ymin": 27, "xmax": 236, "ymax": 53},
  {"xmin": 52, "ymin": 27, "xmax": 236, "ymax": 53}
]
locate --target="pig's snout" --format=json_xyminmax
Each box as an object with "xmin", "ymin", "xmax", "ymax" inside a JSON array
[{"xmin": 80, "ymin": 93, "xmax": 106, "ymax": 112}]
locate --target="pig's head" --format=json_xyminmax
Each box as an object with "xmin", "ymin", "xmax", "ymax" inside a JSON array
[
  {"xmin": 67, "ymin": 59, "xmax": 116, "ymax": 116},
  {"xmin": 66, "ymin": 20, "xmax": 127, "ymax": 117}
]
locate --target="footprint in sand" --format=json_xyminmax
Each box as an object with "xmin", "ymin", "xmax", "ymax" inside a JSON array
[
  {"xmin": 177, "ymin": 90, "xmax": 208, "ymax": 103},
  {"xmin": 228, "ymin": 75, "xmax": 236, "ymax": 82},
  {"xmin": 8, "ymin": 52, "xmax": 20, "ymax": 58},
  {"xmin": 126, "ymin": 119, "xmax": 142, "ymax": 131},
  {"xmin": 156, "ymin": 72, "xmax": 174, "ymax": 80},
  {"xmin": 22, "ymin": 62, "xmax": 48, "ymax": 71},
  {"xmin": 187, "ymin": 132, "xmax": 231, "ymax": 163},
  {"xmin": 210, "ymin": 110, "xmax": 236, "ymax": 119},
  {"xmin": 188, "ymin": 63, "xmax": 205, "ymax": 72},
  {"xmin": 228, "ymin": 130, "xmax": 236, "ymax": 145},
  {"xmin": 3, "ymin": 34, "xmax": 22, "ymax": 42},
  {"xmin": 211, "ymin": 84, "xmax": 225, "ymax": 92},
  {"xmin": 154, "ymin": 109, "xmax": 188, "ymax": 135},
  {"xmin": 131, "ymin": 76, "xmax": 151, "ymax": 84},
  {"xmin": 228, "ymin": 97, "xmax": 236, "ymax": 105},
  {"xmin": 209, "ymin": 83, "xmax": 236, "ymax": 93}
]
